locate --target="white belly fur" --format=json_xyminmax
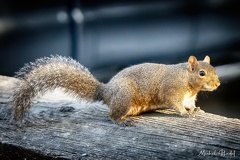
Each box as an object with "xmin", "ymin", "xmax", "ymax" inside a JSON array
[{"xmin": 182, "ymin": 92, "xmax": 196, "ymax": 109}]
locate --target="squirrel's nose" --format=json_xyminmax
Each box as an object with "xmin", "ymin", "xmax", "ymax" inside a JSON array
[{"xmin": 215, "ymin": 80, "xmax": 220, "ymax": 88}]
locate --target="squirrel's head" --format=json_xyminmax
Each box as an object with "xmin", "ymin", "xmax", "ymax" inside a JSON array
[{"xmin": 188, "ymin": 55, "xmax": 220, "ymax": 91}]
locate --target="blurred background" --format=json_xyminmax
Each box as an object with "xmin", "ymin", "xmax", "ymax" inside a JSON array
[{"xmin": 0, "ymin": 0, "xmax": 240, "ymax": 118}]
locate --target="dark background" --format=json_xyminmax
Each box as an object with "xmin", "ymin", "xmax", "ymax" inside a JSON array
[{"xmin": 0, "ymin": 0, "xmax": 240, "ymax": 118}]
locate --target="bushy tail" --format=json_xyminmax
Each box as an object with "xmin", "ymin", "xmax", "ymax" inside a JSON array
[{"xmin": 12, "ymin": 55, "xmax": 101, "ymax": 121}]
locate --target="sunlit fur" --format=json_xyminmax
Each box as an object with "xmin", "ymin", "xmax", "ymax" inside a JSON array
[
  {"xmin": 12, "ymin": 55, "xmax": 101, "ymax": 120},
  {"xmin": 12, "ymin": 55, "xmax": 220, "ymax": 124}
]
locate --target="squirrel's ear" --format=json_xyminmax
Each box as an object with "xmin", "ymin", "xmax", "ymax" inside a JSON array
[
  {"xmin": 188, "ymin": 56, "xmax": 199, "ymax": 71},
  {"xmin": 203, "ymin": 55, "xmax": 210, "ymax": 64}
]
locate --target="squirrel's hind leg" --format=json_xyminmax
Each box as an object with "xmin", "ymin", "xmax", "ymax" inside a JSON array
[
  {"xmin": 109, "ymin": 100, "xmax": 134, "ymax": 127},
  {"xmin": 107, "ymin": 88, "xmax": 135, "ymax": 126}
]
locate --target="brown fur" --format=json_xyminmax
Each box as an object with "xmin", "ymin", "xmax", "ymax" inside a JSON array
[{"xmin": 12, "ymin": 55, "xmax": 220, "ymax": 125}]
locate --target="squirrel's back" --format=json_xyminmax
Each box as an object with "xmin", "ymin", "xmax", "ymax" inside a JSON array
[{"xmin": 106, "ymin": 62, "xmax": 188, "ymax": 94}]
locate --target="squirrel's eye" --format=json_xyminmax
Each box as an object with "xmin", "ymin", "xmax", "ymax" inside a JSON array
[{"xmin": 199, "ymin": 70, "xmax": 206, "ymax": 77}]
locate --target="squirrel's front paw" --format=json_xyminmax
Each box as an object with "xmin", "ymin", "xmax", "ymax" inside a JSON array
[
  {"xmin": 195, "ymin": 107, "xmax": 205, "ymax": 113},
  {"xmin": 180, "ymin": 112, "xmax": 193, "ymax": 118},
  {"xmin": 192, "ymin": 107, "xmax": 205, "ymax": 115}
]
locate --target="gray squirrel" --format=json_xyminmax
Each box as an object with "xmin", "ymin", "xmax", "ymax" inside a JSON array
[{"xmin": 12, "ymin": 55, "xmax": 220, "ymax": 126}]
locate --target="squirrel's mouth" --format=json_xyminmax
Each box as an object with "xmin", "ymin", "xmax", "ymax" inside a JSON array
[
  {"xmin": 201, "ymin": 83, "xmax": 219, "ymax": 91},
  {"xmin": 201, "ymin": 87, "xmax": 215, "ymax": 91}
]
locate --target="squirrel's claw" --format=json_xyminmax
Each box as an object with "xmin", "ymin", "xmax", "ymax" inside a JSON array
[
  {"xmin": 180, "ymin": 112, "xmax": 192, "ymax": 118},
  {"xmin": 196, "ymin": 107, "xmax": 205, "ymax": 113},
  {"xmin": 188, "ymin": 107, "xmax": 205, "ymax": 117},
  {"xmin": 119, "ymin": 119, "xmax": 135, "ymax": 127}
]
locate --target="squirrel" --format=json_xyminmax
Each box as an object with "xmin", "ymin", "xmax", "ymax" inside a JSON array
[{"xmin": 12, "ymin": 55, "xmax": 220, "ymax": 126}]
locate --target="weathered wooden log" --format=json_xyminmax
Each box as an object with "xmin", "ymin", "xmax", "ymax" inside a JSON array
[{"xmin": 0, "ymin": 75, "xmax": 239, "ymax": 160}]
